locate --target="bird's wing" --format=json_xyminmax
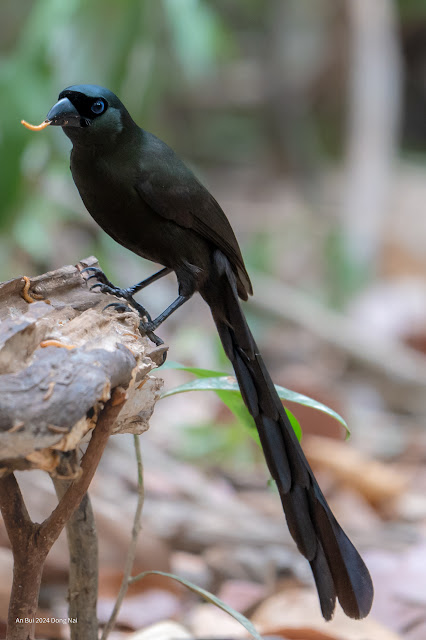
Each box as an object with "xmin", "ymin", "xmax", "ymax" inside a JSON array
[{"xmin": 135, "ymin": 138, "xmax": 252, "ymax": 298}]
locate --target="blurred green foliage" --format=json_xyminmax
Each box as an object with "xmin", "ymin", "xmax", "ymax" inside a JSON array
[
  {"xmin": 1, "ymin": 0, "xmax": 426, "ymax": 463},
  {"xmin": 397, "ymin": 0, "xmax": 426, "ymax": 20},
  {"xmin": 0, "ymin": 0, "xmax": 239, "ymax": 278},
  {"xmin": 1, "ymin": 0, "xmax": 425, "ymax": 286},
  {"xmin": 159, "ymin": 360, "xmax": 349, "ymax": 468},
  {"xmin": 162, "ymin": 360, "xmax": 349, "ymax": 435}
]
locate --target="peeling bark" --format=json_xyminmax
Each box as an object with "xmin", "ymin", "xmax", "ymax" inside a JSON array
[
  {"xmin": 0, "ymin": 257, "xmax": 166, "ymax": 640},
  {"xmin": 0, "ymin": 256, "xmax": 166, "ymax": 474}
]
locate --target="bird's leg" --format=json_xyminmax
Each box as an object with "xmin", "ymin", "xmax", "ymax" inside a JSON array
[
  {"xmin": 104, "ymin": 301, "xmax": 164, "ymax": 346},
  {"xmin": 82, "ymin": 266, "xmax": 152, "ymax": 321},
  {"xmin": 139, "ymin": 295, "xmax": 189, "ymax": 335},
  {"xmin": 81, "ymin": 266, "xmax": 172, "ymax": 321},
  {"xmin": 123, "ymin": 267, "xmax": 173, "ymax": 296},
  {"xmin": 106, "ymin": 293, "xmax": 189, "ymax": 346},
  {"xmin": 82, "ymin": 266, "xmax": 171, "ymax": 297}
]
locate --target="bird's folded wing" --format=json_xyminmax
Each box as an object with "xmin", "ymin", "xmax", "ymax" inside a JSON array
[{"xmin": 135, "ymin": 172, "xmax": 252, "ymax": 298}]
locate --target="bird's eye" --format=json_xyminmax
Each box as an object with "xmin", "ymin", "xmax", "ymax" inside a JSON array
[{"xmin": 91, "ymin": 100, "xmax": 105, "ymax": 115}]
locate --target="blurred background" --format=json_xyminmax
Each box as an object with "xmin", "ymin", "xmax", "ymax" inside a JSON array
[{"xmin": 1, "ymin": 0, "xmax": 426, "ymax": 638}]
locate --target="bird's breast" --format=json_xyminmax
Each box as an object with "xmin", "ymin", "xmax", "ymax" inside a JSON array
[
  {"xmin": 69, "ymin": 150, "xmax": 203, "ymax": 271},
  {"xmin": 70, "ymin": 152, "xmax": 157, "ymax": 254}
]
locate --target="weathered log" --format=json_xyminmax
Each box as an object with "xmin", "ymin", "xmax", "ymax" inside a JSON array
[
  {"xmin": 0, "ymin": 257, "xmax": 166, "ymax": 640},
  {"xmin": 0, "ymin": 256, "xmax": 166, "ymax": 475}
]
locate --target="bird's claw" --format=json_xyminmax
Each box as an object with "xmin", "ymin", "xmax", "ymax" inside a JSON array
[
  {"xmin": 138, "ymin": 320, "xmax": 164, "ymax": 346},
  {"xmin": 83, "ymin": 267, "xmax": 153, "ymax": 321},
  {"xmin": 139, "ymin": 320, "xmax": 156, "ymax": 333},
  {"xmin": 90, "ymin": 282, "xmax": 117, "ymax": 296},
  {"xmin": 81, "ymin": 266, "xmax": 105, "ymax": 276},
  {"xmin": 83, "ymin": 267, "xmax": 129, "ymax": 298},
  {"xmin": 86, "ymin": 274, "xmax": 103, "ymax": 283},
  {"xmin": 104, "ymin": 302, "xmax": 163, "ymax": 346},
  {"xmin": 103, "ymin": 302, "xmax": 129, "ymax": 313},
  {"xmin": 81, "ymin": 266, "xmax": 114, "ymax": 287},
  {"xmin": 83, "ymin": 268, "xmax": 122, "ymax": 295}
]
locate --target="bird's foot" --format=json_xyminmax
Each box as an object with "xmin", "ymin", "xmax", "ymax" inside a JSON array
[
  {"xmin": 82, "ymin": 266, "xmax": 153, "ymax": 322},
  {"xmin": 137, "ymin": 319, "xmax": 165, "ymax": 347},
  {"xmin": 104, "ymin": 302, "xmax": 164, "ymax": 347},
  {"xmin": 81, "ymin": 266, "xmax": 115, "ymax": 289}
]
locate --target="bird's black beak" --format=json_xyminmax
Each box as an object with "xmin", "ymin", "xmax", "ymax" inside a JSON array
[{"xmin": 46, "ymin": 97, "xmax": 89, "ymax": 128}]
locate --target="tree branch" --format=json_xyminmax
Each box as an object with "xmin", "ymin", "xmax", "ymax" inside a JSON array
[{"xmin": 0, "ymin": 257, "xmax": 165, "ymax": 640}]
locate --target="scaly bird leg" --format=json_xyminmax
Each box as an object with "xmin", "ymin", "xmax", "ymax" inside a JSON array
[
  {"xmin": 104, "ymin": 302, "xmax": 164, "ymax": 347},
  {"xmin": 139, "ymin": 295, "xmax": 189, "ymax": 334},
  {"xmin": 81, "ymin": 266, "xmax": 173, "ymax": 323},
  {"xmin": 106, "ymin": 293, "xmax": 189, "ymax": 347}
]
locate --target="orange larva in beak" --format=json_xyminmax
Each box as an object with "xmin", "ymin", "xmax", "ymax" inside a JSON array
[{"xmin": 21, "ymin": 120, "xmax": 50, "ymax": 131}]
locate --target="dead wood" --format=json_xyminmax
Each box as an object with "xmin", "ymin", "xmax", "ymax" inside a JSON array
[
  {"xmin": 0, "ymin": 257, "xmax": 166, "ymax": 640},
  {"xmin": 0, "ymin": 256, "xmax": 166, "ymax": 474},
  {"xmin": 53, "ymin": 478, "xmax": 99, "ymax": 640}
]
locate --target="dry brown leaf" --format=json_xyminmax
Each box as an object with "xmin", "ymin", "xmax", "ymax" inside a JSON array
[
  {"xmin": 188, "ymin": 603, "xmax": 253, "ymax": 638},
  {"xmin": 364, "ymin": 543, "xmax": 426, "ymax": 637},
  {"xmin": 264, "ymin": 628, "xmax": 339, "ymax": 639},
  {"xmin": 98, "ymin": 590, "xmax": 182, "ymax": 630},
  {"xmin": 171, "ymin": 551, "xmax": 212, "ymax": 591},
  {"xmin": 127, "ymin": 621, "xmax": 193, "ymax": 639},
  {"xmin": 217, "ymin": 580, "xmax": 267, "ymax": 614},
  {"xmin": 303, "ymin": 436, "xmax": 407, "ymax": 505},
  {"xmin": 251, "ymin": 589, "xmax": 402, "ymax": 640}
]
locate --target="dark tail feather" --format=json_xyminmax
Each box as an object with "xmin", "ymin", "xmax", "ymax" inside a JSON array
[{"xmin": 203, "ymin": 267, "xmax": 373, "ymax": 620}]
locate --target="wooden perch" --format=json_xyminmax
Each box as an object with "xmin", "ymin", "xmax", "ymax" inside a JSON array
[
  {"xmin": 0, "ymin": 256, "xmax": 166, "ymax": 475},
  {"xmin": 0, "ymin": 257, "xmax": 166, "ymax": 640}
]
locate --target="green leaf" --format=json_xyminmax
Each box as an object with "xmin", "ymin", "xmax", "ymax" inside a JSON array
[
  {"xmin": 161, "ymin": 374, "xmax": 349, "ymax": 436},
  {"xmin": 285, "ymin": 407, "xmax": 302, "ymax": 442},
  {"xmin": 161, "ymin": 359, "xmax": 226, "ymax": 378},
  {"xmin": 129, "ymin": 570, "xmax": 263, "ymax": 640},
  {"xmin": 216, "ymin": 390, "xmax": 302, "ymax": 443}
]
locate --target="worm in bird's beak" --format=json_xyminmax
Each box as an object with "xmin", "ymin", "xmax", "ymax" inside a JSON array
[{"xmin": 21, "ymin": 120, "xmax": 50, "ymax": 131}]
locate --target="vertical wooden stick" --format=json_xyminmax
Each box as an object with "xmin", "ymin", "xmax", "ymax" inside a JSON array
[
  {"xmin": 53, "ymin": 482, "xmax": 99, "ymax": 640},
  {"xmin": 0, "ymin": 392, "xmax": 125, "ymax": 640}
]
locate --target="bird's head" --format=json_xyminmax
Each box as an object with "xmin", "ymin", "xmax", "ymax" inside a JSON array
[{"xmin": 23, "ymin": 85, "xmax": 135, "ymax": 144}]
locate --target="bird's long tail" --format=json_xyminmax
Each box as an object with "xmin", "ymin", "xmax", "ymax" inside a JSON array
[{"xmin": 203, "ymin": 257, "xmax": 373, "ymax": 620}]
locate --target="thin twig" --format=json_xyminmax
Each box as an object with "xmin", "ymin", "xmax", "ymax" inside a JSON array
[
  {"xmin": 0, "ymin": 475, "xmax": 44, "ymax": 640},
  {"xmin": 0, "ymin": 393, "xmax": 125, "ymax": 640},
  {"xmin": 53, "ymin": 480, "xmax": 99, "ymax": 640},
  {"xmin": 101, "ymin": 434, "xmax": 145, "ymax": 640},
  {"xmin": 39, "ymin": 390, "xmax": 126, "ymax": 548},
  {"xmin": 0, "ymin": 474, "xmax": 34, "ymax": 550}
]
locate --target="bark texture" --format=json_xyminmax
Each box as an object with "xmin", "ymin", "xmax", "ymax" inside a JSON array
[
  {"xmin": 0, "ymin": 256, "xmax": 166, "ymax": 474},
  {"xmin": 0, "ymin": 257, "xmax": 166, "ymax": 639}
]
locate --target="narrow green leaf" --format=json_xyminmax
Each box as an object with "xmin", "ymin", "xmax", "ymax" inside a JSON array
[
  {"xmin": 161, "ymin": 359, "xmax": 226, "ymax": 378},
  {"xmin": 215, "ymin": 390, "xmax": 302, "ymax": 443},
  {"xmin": 161, "ymin": 375, "xmax": 349, "ymax": 435},
  {"xmin": 285, "ymin": 407, "xmax": 302, "ymax": 442},
  {"xmin": 216, "ymin": 390, "xmax": 261, "ymax": 443},
  {"xmin": 129, "ymin": 570, "xmax": 264, "ymax": 640}
]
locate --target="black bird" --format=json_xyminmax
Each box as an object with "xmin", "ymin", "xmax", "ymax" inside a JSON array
[{"xmin": 31, "ymin": 84, "xmax": 373, "ymax": 620}]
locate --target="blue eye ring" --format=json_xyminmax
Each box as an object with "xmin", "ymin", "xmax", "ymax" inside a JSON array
[{"xmin": 91, "ymin": 99, "xmax": 105, "ymax": 115}]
